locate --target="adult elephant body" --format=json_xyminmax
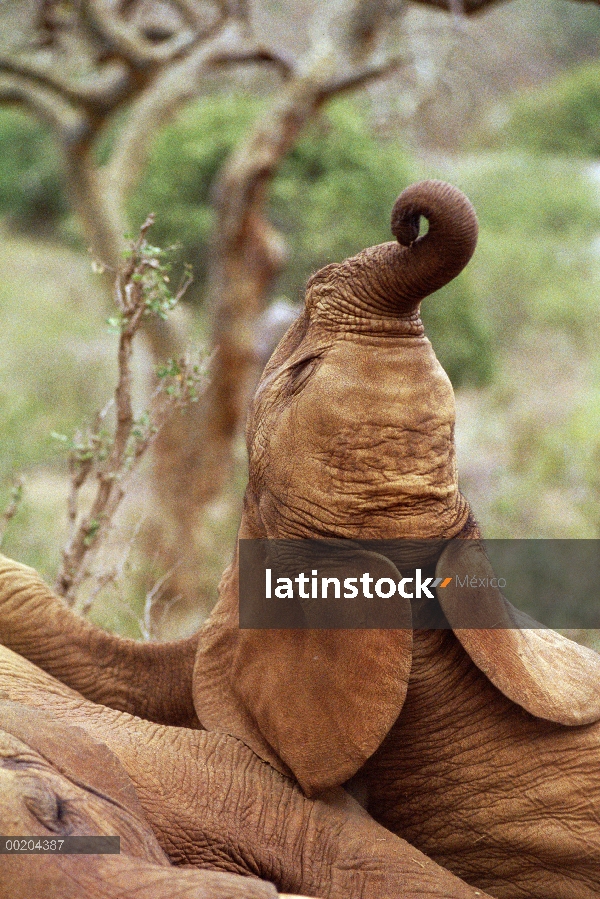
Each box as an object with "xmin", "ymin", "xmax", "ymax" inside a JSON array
[{"xmin": 0, "ymin": 180, "xmax": 599, "ymax": 898}]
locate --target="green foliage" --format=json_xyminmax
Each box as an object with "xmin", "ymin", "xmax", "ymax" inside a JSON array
[
  {"xmin": 421, "ymin": 273, "xmax": 494, "ymax": 388},
  {"xmin": 129, "ymin": 93, "xmax": 260, "ymax": 284},
  {"xmin": 132, "ymin": 92, "xmax": 420, "ymax": 294},
  {"xmin": 481, "ymin": 61, "xmax": 600, "ymax": 158},
  {"xmin": 435, "ymin": 154, "xmax": 600, "ymax": 347},
  {"xmin": 427, "ymin": 149, "xmax": 600, "ymax": 539},
  {"xmin": 460, "ymin": 153, "xmax": 600, "ymax": 235},
  {"xmin": 270, "ymin": 97, "xmax": 415, "ymax": 296},
  {"xmin": 0, "ymin": 108, "xmax": 67, "ymax": 230}
]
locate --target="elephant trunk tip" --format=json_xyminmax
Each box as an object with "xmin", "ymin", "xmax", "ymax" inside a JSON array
[
  {"xmin": 388, "ymin": 180, "xmax": 479, "ymax": 305},
  {"xmin": 391, "ymin": 204, "xmax": 420, "ymax": 247}
]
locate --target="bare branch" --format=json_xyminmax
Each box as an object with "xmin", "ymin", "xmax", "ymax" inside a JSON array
[
  {"xmin": 405, "ymin": 0, "xmax": 600, "ymax": 31},
  {"xmin": 0, "ymin": 52, "xmax": 132, "ymax": 113},
  {"xmin": 0, "ymin": 73, "xmax": 89, "ymax": 143},
  {"xmin": 171, "ymin": 0, "xmax": 225, "ymax": 32},
  {"xmin": 105, "ymin": 22, "xmax": 244, "ymax": 195},
  {"xmin": 319, "ymin": 50, "xmax": 409, "ymax": 99},
  {"xmin": 0, "ymin": 479, "xmax": 24, "ymax": 549},
  {"xmin": 82, "ymin": 0, "xmax": 222, "ymax": 67},
  {"xmin": 210, "ymin": 44, "xmax": 295, "ymax": 76},
  {"xmin": 79, "ymin": 515, "xmax": 145, "ymax": 616},
  {"xmin": 106, "ymin": 23, "xmax": 294, "ymax": 198},
  {"xmin": 55, "ymin": 220, "xmax": 205, "ymax": 605},
  {"xmin": 345, "ymin": 0, "xmax": 406, "ymax": 59},
  {"xmin": 218, "ymin": 0, "xmax": 251, "ymax": 21},
  {"xmin": 141, "ymin": 564, "xmax": 183, "ymax": 640},
  {"xmin": 407, "ymin": 0, "xmax": 519, "ymax": 14},
  {"xmin": 63, "ymin": 141, "xmax": 129, "ymax": 271}
]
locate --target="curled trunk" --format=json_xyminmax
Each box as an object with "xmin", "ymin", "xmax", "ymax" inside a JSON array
[
  {"xmin": 307, "ymin": 179, "xmax": 478, "ymax": 328},
  {"xmin": 389, "ymin": 179, "xmax": 479, "ymax": 308}
]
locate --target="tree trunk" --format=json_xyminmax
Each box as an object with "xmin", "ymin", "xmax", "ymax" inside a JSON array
[{"xmin": 149, "ymin": 73, "xmax": 329, "ymax": 619}]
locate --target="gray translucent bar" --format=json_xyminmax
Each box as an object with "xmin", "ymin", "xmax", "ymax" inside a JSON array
[
  {"xmin": 238, "ymin": 539, "xmax": 600, "ymax": 629},
  {"xmin": 0, "ymin": 836, "xmax": 120, "ymax": 854}
]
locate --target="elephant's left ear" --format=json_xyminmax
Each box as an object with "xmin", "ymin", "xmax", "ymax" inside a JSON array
[
  {"xmin": 194, "ymin": 547, "xmax": 413, "ymax": 797},
  {"xmin": 436, "ymin": 541, "xmax": 600, "ymax": 725}
]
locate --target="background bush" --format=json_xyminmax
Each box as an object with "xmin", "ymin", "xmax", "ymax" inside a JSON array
[
  {"xmin": 483, "ymin": 61, "xmax": 600, "ymax": 158},
  {"xmin": 0, "ymin": 108, "xmax": 67, "ymax": 231}
]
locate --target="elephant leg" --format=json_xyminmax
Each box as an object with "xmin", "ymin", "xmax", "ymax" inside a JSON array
[
  {"xmin": 361, "ymin": 629, "xmax": 600, "ymax": 899},
  {"xmin": 0, "ymin": 644, "xmax": 494, "ymax": 899},
  {"xmin": 0, "ymin": 555, "xmax": 199, "ymax": 727}
]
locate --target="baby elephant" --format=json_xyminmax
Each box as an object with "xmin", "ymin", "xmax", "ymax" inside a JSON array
[{"xmin": 0, "ymin": 180, "xmax": 599, "ymax": 899}]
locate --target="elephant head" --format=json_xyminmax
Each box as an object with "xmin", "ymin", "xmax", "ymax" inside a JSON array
[
  {"xmin": 0, "ymin": 700, "xmax": 286, "ymax": 899},
  {"xmin": 244, "ymin": 179, "xmax": 478, "ymax": 543},
  {"xmin": 193, "ymin": 180, "xmax": 600, "ymax": 795}
]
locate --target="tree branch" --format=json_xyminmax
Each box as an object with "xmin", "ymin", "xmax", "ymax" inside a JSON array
[
  {"xmin": 319, "ymin": 50, "xmax": 409, "ymax": 99},
  {"xmin": 210, "ymin": 43, "xmax": 295, "ymax": 77},
  {"xmin": 0, "ymin": 73, "xmax": 90, "ymax": 144},
  {"xmin": 106, "ymin": 23, "xmax": 295, "ymax": 199},
  {"xmin": 0, "ymin": 52, "xmax": 132, "ymax": 113},
  {"xmin": 170, "ymin": 0, "xmax": 224, "ymax": 32},
  {"xmin": 82, "ymin": 0, "xmax": 220, "ymax": 67},
  {"xmin": 344, "ymin": 0, "xmax": 407, "ymax": 59},
  {"xmin": 0, "ymin": 479, "xmax": 24, "ymax": 549},
  {"xmin": 220, "ymin": 0, "xmax": 251, "ymax": 22},
  {"xmin": 406, "ymin": 0, "xmax": 584, "ymax": 14}
]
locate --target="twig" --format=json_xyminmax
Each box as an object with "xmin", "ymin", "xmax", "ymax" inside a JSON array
[
  {"xmin": 83, "ymin": 0, "xmax": 208, "ymax": 67},
  {"xmin": 0, "ymin": 73, "xmax": 89, "ymax": 143},
  {"xmin": 79, "ymin": 514, "xmax": 145, "ymax": 615},
  {"xmin": 141, "ymin": 564, "xmax": 183, "ymax": 641},
  {"xmin": 0, "ymin": 479, "xmax": 24, "ymax": 548},
  {"xmin": 0, "ymin": 51, "xmax": 131, "ymax": 112},
  {"xmin": 54, "ymin": 217, "xmax": 206, "ymax": 607}
]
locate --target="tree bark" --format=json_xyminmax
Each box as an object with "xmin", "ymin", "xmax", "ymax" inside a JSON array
[{"xmin": 149, "ymin": 71, "xmax": 331, "ymax": 615}]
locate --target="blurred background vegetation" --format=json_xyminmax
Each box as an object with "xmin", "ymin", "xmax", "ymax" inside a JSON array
[{"xmin": 1, "ymin": 0, "xmax": 600, "ymax": 641}]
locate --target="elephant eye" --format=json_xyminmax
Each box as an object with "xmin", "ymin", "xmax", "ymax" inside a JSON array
[
  {"xmin": 286, "ymin": 354, "xmax": 322, "ymax": 395},
  {"xmin": 23, "ymin": 778, "xmax": 74, "ymax": 834}
]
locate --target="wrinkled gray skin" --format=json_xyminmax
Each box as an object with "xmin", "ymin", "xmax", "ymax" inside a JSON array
[{"xmin": 0, "ymin": 180, "xmax": 600, "ymax": 899}]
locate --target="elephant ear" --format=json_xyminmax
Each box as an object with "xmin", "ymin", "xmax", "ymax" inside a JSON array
[
  {"xmin": 194, "ymin": 547, "xmax": 412, "ymax": 797},
  {"xmin": 436, "ymin": 540, "xmax": 600, "ymax": 725}
]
